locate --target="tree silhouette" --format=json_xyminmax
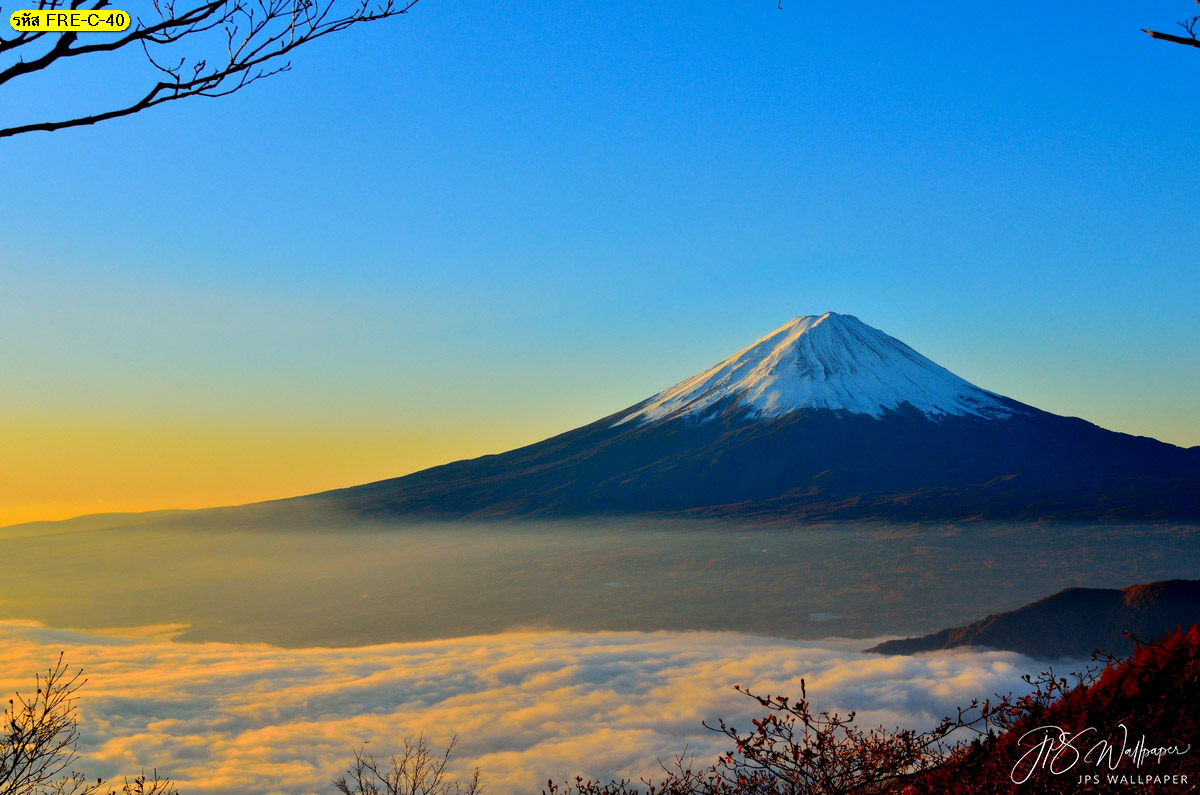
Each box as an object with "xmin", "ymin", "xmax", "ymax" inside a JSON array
[
  {"xmin": 1144, "ymin": 0, "xmax": 1200, "ymax": 49},
  {"xmin": 546, "ymin": 681, "xmax": 1004, "ymax": 795},
  {"xmin": 333, "ymin": 734, "xmax": 481, "ymax": 795},
  {"xmin": 0, "ymin": 654, "xmax": 177, "ymax": 795},
  {"xmin": 0, "ymin": 0, "xmax": 420, "ymax": 138}
]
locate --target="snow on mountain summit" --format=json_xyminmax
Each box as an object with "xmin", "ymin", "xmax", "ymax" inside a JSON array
[{"xmin": 616, "ymin": 312, "xmax": 1014, "ymax": 426}]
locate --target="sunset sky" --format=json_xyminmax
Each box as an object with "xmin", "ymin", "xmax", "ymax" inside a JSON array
[{"xmin": 3, "ymin": 1, "xmax": 1198, "ymax": 526}]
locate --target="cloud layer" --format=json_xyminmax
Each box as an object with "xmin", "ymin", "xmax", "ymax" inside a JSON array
[{"xmin": 0, "ymin": 621, "xmax": 1047, "ymax": 794}]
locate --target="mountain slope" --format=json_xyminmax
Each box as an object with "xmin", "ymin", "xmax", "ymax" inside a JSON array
[
  {"xmin": 867, "ymin": 579, "xmax": 1200, "ymax": 658},
  {"xmin": 304, "ymin": 313, "xmax": 1200, "ymax": 522}
]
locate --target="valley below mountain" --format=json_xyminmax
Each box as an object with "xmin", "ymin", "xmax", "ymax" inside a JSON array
[
  {"xmin": 7, "ymin": 312, "xmax": 1199, "ymax": 649},
  {"xmin": 4, "ymin": 515, "xmax": 1200, "ymax": 648}
]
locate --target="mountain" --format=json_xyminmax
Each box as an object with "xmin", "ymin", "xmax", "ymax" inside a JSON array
[
  {"xmin": 866, "ymin": 579, "xmax": 1200, "ymax": 659},
  {"xmin": 306, "ymin": 312, "xmax": 1200, "ymax": 522},
  {"xmin": 615, "ymin": 313, "xmax": 1013, "ymax": 425}
]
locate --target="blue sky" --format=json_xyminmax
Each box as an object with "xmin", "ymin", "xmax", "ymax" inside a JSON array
[{"xmin": 2, "ymin": 1, "xmax": 1198, "ymax": 521}]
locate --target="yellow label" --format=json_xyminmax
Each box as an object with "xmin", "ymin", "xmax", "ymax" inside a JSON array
[{"xmin": 9, "ymin": 9, "xmax": 130, "ymax": 31}]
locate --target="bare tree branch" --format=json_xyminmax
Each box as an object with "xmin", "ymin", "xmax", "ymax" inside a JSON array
[
  {"xmin": 333, "ymin": 734, "xmax": 483, "ymax": 795},
  {"xmin": 0, "ymin": 654, "xmax": 179, "ymax": 795},
  {"xmin": 1144, "ymin": 0, "xmax": 1200, "ymax": 49},
  {"xmin": 1143, "ymin": 27, "xmax": 1200, "ymax": 48},
  {"xmin": 0, "ymin": 0, "xmax": 420, "ymax": 138}
]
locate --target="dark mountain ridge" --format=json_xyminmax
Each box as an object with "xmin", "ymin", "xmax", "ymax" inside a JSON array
[
  {"xmin": 35, "ymin": 312, "xmax": 1193, "ymax": 527},
  {"xmin": 302, "ymin": 386, "xmax": 1200, "ymax": 523},
  {"xmin": 867, "ymin": 578, "xmax": 1200, "ymax": 659}
]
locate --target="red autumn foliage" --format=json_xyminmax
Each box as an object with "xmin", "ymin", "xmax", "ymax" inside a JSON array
[
  {"xmin": 903, "ymin": 625, "xmax": 1200, "ymax": 795},
  {"xmin": 549, "ymin": 627, "xmax": 1200, "ymax": 795}
]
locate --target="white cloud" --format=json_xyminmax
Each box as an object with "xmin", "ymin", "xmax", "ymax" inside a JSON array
[{"xmin": 0, "ymin": 621, "xmax": 1044, "ymax": 795}]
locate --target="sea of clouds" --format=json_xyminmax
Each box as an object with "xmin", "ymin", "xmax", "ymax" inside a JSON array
[{"xmin": 0, "ymin": 620, "xmax": 1052, "ymax": 794}]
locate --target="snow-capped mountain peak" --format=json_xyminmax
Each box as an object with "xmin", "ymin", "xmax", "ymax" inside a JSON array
[{"xmin": 616, "ymin": 312, "xmax": 1013, "ymax": 426}]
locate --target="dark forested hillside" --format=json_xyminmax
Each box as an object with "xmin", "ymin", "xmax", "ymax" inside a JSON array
[{"xmin": 869, "ymin": 579, "xmax": 1200, "ymax": 658}]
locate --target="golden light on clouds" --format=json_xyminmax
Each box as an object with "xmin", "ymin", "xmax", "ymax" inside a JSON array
[{"xmin": 0, "ymin": 620, "xmax": 1040, "ymax": 795}]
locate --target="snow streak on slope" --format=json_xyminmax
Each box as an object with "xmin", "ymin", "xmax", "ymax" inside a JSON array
[{"xmin": 616, "ymin": 313, "xmax": 1014, "ymax": 426}]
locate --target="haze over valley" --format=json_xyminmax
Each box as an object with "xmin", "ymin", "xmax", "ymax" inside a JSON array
[{"xmin": 5, "ymin": 515, "xmax": 1199, "ymax": 648}]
